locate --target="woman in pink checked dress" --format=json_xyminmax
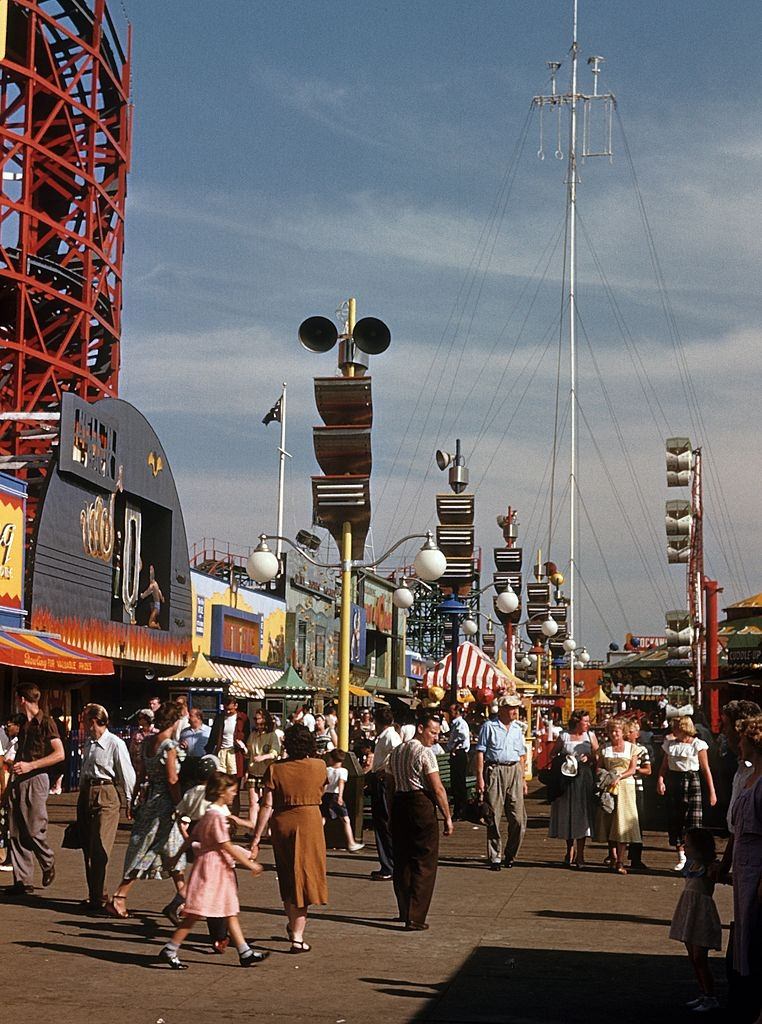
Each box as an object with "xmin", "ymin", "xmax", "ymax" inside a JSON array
[{"xmin": 158, "ymin": 772, "xmax": 267, "ymax": 971}]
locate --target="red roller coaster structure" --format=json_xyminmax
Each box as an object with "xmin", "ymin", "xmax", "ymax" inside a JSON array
[{"xmin": 0, "ymin": 0, "xmax": 131, "ymax": 518}]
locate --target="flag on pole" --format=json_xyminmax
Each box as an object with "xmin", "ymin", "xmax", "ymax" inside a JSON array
[{"xmin": 262, "ymin": 396, "xmax": 282, "ymax": 426}]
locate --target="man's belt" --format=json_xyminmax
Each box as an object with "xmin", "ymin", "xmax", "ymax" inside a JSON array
[
  {"xmin": 486, "ymin": 761, "xmax": 519, "ymax": 767},
  {"xmin": 83, "ymin": 778, "xmax": 115, "ymax": 786}
]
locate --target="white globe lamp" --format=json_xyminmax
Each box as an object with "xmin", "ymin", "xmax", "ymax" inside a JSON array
[
  {"xmin": 579, "ymin": 647, "xmax": 591, "ymax": 664},
  {"xmin": 541, "ymin": 616, "xmax": 559, "ymax": 638},
  {"xmin": 562, "ymin": 636, "xmax": 577, "ymax": 653},
  {"xmin": 247, "ymin": 536, "xmax": 280, "ymax": 584},
  {"xmin": 462, "ymin": 618, "xmax": 478, "ymax": 637},
  {"xmin": 392, "ymin": 585, "xmax": 415, "ymax": 610},
  {"xmin": 414, "ymin": 533, "xmax": 447, "ymax": 582},
  {"xmin": 520, "ymin": 655, "xmax": 532, "ymax": 669},
  {"xmin": 528, "ymin": 652, "xmax": 538, "ymax": 665},
  {"xmin": 495, "ymin": 586, "xmax": 519, "ymax": 615}
]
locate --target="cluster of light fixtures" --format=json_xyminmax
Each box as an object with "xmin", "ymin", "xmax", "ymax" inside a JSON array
[
  {"xmin": 248, "ymin": 531, "xmax": 448, "ymax": 593},
  {"xmin": 248, "ymin": 534, "xmax": 593, "ymax": 667}
]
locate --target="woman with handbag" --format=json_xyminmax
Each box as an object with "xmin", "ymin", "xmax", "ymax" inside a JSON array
[
  {"xmin": 106, "ymin": 702, "xmax": 188, "ymax": 921},
  {"xmin": 548, "ymin": 709, "xmax": 598, "ymax": 869},
  {"xmin": 594, "ymin": 718, "xmax": 640, "ymax": 875}
]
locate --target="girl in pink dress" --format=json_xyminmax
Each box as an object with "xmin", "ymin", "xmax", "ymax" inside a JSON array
[{"xmin": 158, "ymin": 773, "xmax": 267, "ymax": 970}]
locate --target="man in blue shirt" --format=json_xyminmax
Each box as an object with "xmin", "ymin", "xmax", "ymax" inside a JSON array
[
  {"xmin": 445, "ymin": 704, "xmax": 471, "ymax": 820},
  {"xmin": 475, "ymin": 695, "xmax": 527, "ymax": 870},
  {"xmin": 180, "ymin": 707, "xmax": 211, "ymax": 758}
]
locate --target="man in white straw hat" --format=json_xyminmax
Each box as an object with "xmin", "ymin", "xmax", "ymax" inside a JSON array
[{"xmin": 475, "ymin": 695, "xmax": 527, "ymax": 870}]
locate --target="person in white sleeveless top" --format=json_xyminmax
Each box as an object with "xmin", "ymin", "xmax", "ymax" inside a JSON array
[{"xmin": 657, "ymin": 715, "xmax": 717, "ymax": 872}]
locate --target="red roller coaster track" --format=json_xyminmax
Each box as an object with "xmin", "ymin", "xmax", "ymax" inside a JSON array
[{"xmin": 0, "ymin": 0, "xmax": 131, "ymax": 516}]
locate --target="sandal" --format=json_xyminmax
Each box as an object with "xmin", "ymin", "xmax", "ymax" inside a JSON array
[
  {"xmin": 289, "ymin": 940, "xmax": 311, "ymax": 954},
  {"xmin": 616, "ymin": 864, "xmax": 628, "ymax": 875},
  {"xmin": 105, "ymin": 895, "xmax": 130, "ymax": 919}
]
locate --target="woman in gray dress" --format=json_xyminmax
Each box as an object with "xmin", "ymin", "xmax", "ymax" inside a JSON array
[
  {"xmin": 730, "ymin": 714, "xmax": 762, "ymax": 1011},
  {"xmin": 106, "ymin": 702, "xmax": 187, "ymax": 921},
  {"xmin": 548, "ymin": 709, "xmax": 599, "ymax": 868}
]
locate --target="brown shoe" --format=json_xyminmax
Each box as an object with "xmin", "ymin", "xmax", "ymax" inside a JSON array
[{"xmin": 42, "ymin": 865, "xmax": 55, "ymax": 888}]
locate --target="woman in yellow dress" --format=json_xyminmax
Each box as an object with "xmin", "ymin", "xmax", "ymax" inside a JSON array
[{"xmin": 595, "ymin": 718, "xmax": 640, "ymax": 874}]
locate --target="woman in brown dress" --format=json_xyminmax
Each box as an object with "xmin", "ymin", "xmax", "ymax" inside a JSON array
[{"xmin": 250, "ymin": 724, "xmax": 327, "ymax": 953}]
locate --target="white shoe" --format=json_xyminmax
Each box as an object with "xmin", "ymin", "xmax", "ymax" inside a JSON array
[
  {"xmin": 692, "ymin": 996, "xmax": 719, "ymax": 1013},
  {"xmin": 674, "ymin": 855, "xmax": 687, "ymax": 871},
  {"xmin": 347, "ymin": 842, "xmax": 365, "ymax": 852},
  {"xmin": 685, "ymin": 996, "xmax": 704, "ymax": 1008}
]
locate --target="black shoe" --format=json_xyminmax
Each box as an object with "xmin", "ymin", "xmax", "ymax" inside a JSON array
[
  {"xmin": 42, "ymin": 864, "xmax": 55, "ymax": 888},
  {"xmin": 404, "ymin": 921, "xmax": 430, "ymax": 931},
  {"xmin": 2, "ymin": 882, "xmax": 34, "ymax": 898},
  {"xmin": 503, "ymin": 858, "xmax": 514, "ymax": 868},
  {"xmin": 489, "ymin": 862, "xmax": 502, "ymax": 872},
  {"xmin": 78, "ymin": 899, "xmax": 106, "ymax": 915},
  {"xmin": 239, "ymin": 949, "xmax": 269, "ymax": 966},
  {"xmin": 162, "ymin": 901, "xmax": 184, "ymax": 927},
  {"xmin": 370, "ymin": 870, "xmax": 392, "ymax": 881},
  {"xmin": 158, "ymin": 948, "xmax": 188, "ymax": 970}
]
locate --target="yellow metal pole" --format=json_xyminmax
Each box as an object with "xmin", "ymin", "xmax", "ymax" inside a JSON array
[
  {"xmin": 338, "ymin": 520, "xmax": 353, "ymax": 751},
  {"xmin": 536, "ymin": 646, "xmax": 542, "ymax": 691}
]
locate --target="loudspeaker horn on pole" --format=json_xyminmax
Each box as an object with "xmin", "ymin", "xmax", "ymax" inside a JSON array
[
  {"xmin": 299, "ymin": 316, "xmax": 339, "ymax": 353},
  {"xmin": 436, "ymin": 450, "xmax": 454, "ymax": 471},
  {"xmin": 352, "ymin": 316, "xmax": 391, "ymax": 355}
]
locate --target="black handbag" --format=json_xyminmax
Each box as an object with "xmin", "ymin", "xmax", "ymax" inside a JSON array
[
  {"xmin": 61, "ymin": 821, "xmax": 81, "ymax": 849},
  {"xmin": 538, "ymin": 751, "xmax": 569, "ymax": 802}
]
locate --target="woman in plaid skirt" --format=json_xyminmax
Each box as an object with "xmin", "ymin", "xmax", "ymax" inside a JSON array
[{"xmin": 657, "ymin": 716, "xmax": 717, "ymax": 872}]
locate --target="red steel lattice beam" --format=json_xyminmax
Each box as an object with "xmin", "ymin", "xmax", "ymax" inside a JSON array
[{"xmin": 0, "ymin": 0, "xmax": 131, "ymax": 515}]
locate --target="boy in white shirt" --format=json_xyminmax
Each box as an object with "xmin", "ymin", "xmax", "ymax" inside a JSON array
[{"xmin": 321, "ymin": 749, "xmax": 364, "ymax": 852}]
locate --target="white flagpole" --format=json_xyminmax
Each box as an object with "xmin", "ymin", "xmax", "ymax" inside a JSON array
[{"xmin": 276, "ymin": 381, "xmax": 289, "ymax": 560}]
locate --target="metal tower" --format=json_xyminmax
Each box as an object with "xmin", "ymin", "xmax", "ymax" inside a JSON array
[{"xmin": 0, "ymin": 0, "xmax": 131, "ymax": 517}]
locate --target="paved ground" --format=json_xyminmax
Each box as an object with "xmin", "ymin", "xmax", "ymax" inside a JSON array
[{"xmin": 1, "ymin": 787, "xmax": 736, "ymax": 1024}]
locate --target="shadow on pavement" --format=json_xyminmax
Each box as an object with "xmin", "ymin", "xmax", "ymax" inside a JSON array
[
  {"xmin": 399, "ymin": 947, "xmax": 727, "ymax": 1024},
  {"xmin": 239, "ymin": 903, "xmax": 402, "ymax": 932},
  {"xmin": 17, "ymin": 940, "xmax": 159, "ymax": 969}
]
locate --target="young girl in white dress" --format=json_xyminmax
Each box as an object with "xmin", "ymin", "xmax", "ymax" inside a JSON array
[{"xmin": 668, "ymin": 827, "xmax": 722, "ymax": 1013}]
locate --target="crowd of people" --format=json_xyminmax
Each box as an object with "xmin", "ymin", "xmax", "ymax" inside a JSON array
[{"xmin": 0, "ymin": 683, "xmax": 759, "ymax": 1017}]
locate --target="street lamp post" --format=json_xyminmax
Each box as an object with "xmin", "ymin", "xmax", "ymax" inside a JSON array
[
  {"xmin": 436, "ymin": 594, "xmax": 472, "ymax": 706},
  {"xmin": 248, "ymin": 531, "xmax": 446, "ymax": 749}
]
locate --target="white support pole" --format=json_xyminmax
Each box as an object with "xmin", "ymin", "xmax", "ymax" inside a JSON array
[
  {"xmin": 568, "ymin": 0, "xmax": 579, "ymax": 713},
  {"xmin": 275, "ymin": 382, "xmax": 288, "ymax": 560}
]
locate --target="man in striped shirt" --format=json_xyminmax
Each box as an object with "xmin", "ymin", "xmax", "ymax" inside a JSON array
[{"xmin": 388, "ymin": 711, "xmax": 454, "ymax": 930}]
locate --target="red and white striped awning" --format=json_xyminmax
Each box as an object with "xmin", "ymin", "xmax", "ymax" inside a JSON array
[{"xmin": 424, "ymin": 641, "xmax": 506, "ymax": 693}]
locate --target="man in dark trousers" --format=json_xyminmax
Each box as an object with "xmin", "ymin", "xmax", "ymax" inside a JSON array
[
  {"xmin": 3, "ymin": 683, "xmax": 64, "ymax": 897},
  {"xmin": 445, "ymin": 703, "xmax": 471, "ymax": 819},
  {"xmin": 388, "ymin": 710, "xmax": 454, "ymax": 930},
  {"xmin": 77, "ymin": 703, "xmax": 135, "ymax": 913},
  {"xmin": 368, "ymin": 706, "xmax": 401, "ymax": 881}
]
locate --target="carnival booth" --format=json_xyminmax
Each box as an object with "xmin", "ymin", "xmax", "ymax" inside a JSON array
[
  {"xmin": 423, "ymin": 640, "xmax": 516, "ymax": 705},
  {"xmin": 422, "ymin": 641, "xmax": 534, "ymax": 781}
]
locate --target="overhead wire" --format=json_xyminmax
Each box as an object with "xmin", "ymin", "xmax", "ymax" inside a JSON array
[
  {"xmin": 615, "ymin": 108, "xmax": 751, "ymax": 597},
  {"xmin": 574, "ymin": 295, "xmax": 681, "ymax": 606},
  {"xmin": 375, "ymin": 103, "xmax": 535, "ymax": 555},
  {"xmin": 575, "ymin": 398, "xmax": 671, "ymax": 610},
  {"xmin": 394, "ymin": 210, "xmax": 566, "ymax": 558}
]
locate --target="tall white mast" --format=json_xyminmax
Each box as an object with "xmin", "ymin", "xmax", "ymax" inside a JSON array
[
  {"xmin": 532, "ymin": 1, "xmax": 615, "ymax": 702},
  {"xmin": 275, "ymin": 381, "xmax": 288, "ymax": 559},
  {"xmin": 568, "ymin": 0, "xmax": 579, "ymax": 710}
]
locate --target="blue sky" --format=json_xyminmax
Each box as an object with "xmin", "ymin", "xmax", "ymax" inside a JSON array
[{"xmin": 120, "ymin": 0, "xmax": 762, "ymax": 657}]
